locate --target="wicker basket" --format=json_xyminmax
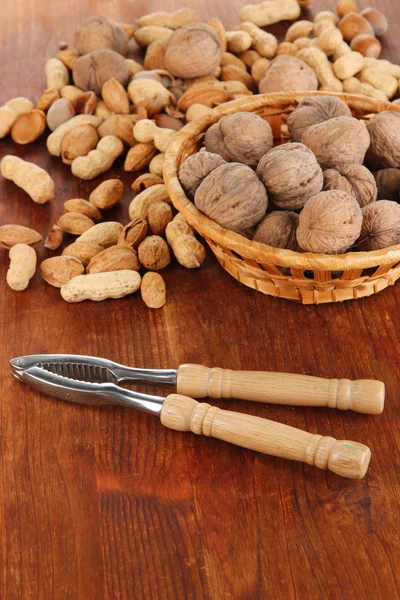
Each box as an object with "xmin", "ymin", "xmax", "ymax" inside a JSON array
[{"xmin": 164, "ymin": 91, "xmax": 400, "ymax": 304}]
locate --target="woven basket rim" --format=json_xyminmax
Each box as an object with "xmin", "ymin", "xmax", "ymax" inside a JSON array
[{"xmin": 164, "ymin": 91, "xmax": 400, "ymax": 271}]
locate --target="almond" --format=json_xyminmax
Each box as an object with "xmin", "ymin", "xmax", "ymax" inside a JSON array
[
  {"xmin": 89, "ymin": 179, "xmax": 124, "ymax": 210},
  {"xmin": 124, "ymin": 142, "xmax": 157, "ymax": 171},
  {"xmin": 40, "ymin": 255, "xmax": 85, "ymax": 288},
  {"xmin": 60, "ymin": 124, "xmax": 99, "ymax": 165},
  {"xmin": 0, "ymin": 224, "xmax": 42, "ymax": 249},
  {"xmin": 57, "ymin": 212, "xmax": 95, "ymax": 235},
  {"xmin": 44, "ymin": 225, "xmax": 63, "ymax": 250},
  {"xmin": 87, "ymin": 245, "xmax": 140, "ymax": 274},
  {"xmin": 102, "ymin": 77, "xmax": 130, "ymax": 114},
  {"xmin": 140, "ymin": 272, "xmax": 166, "ymax": 308},
  {"xmin": 62, "ymin": 241, "xmax": 103, "ymax": 265},
  {"xmin": 118, "ymin": 218, "xmax": 148, "ymax": 248},
  {"xmin": 64, "ymin": 198, "xmax": 102, "ymax": 221}
]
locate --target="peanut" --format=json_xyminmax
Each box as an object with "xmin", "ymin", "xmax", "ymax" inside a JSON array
[
  {"xmin": 60, "ymin": 85, "xmax": 87, "ymax": 102},
  {"xmin": 37, "ymin": 89, "xmax": 60, "ymax": 112},
  {"xmin": 44, "ymin": 225, "xmax": 63, "ymax": 250},
  {"xmin": 102, "ymin": 77, "xmax": 130, "ymax": 114},
  {"xmin": 71, "ymin": 135, "xmax": 124, "ymax": 180},
  {"xmin": 11, "ymin": 109, "xmax": 46, "ymax": 144},
  {"xmin": 148, "ymin": 201, "xmax": 173, "ymax": 234},
  {"xmin": 333, "ymin": 51, "xmax": 364, "ymax": 80},
  {"xmin": 359, "ymin": 68, "xmax": 398, "ymax": 99},
  {"xmin": 311, "ymin": 28, "xmax": 343, "ymax": 56},
  {"xmin": 276, "ymin": 42, "xmax": 298, "ymax": 57},
  {"xmin": 140, "ymin": 272, "xmax": 166, "ymax": 308},
  {"xmin": 129, "ymin": 184, "xmax": 171, "ymax": 220},
  {"xmin": 1, "ymin": 155, "xmax": 54, "ymax": 204},
  {"xmin": 363, "ymin": 58, "xmax": 400, "ymax": 79},
  {"xmin": 60, "ymin": 270, "xmax": 141, "ymax": 302},
  {"xmin": 332, "ymin": 40, "xmax": 352, "ymax": 61},
  {"xmin": 61, "ymin": 124, "xmax": 99, "ymax": 165},
  {"xmin": 128, "ymin": 79, "xmax": 172, "ymax": 113},
  {"xmin": 285, "ymin": 21, "xmax": 314, "ymax": 42},
  {"xmin": 46, "ymin": 114, "xmax": 103, "ymax": 156},
  {"xmin": 226, "ymin": 31, "xmax": 252, "ymax": 54},
  {"xmin": 297, "ymin": 47, "xmax": 343, "ymax": 92},
  {"xmin": 208, "ymin": 17, "xmax": 227, "ymax": 53},
  {"xmin": 138, "ymin": 235, "xmax": 170, "ymax": 270},
  {"xmin": 133, "ymin": 119, "xmax": 176, "ymax": 152},
  {"xmin": 62, "ymin": 241, "xmax": 103, "ymax": 265},
  {"xmin": 57, "ymin": 212, "xmax": 95, "ymax": 235},
  {"xmin": 343, "ymin": 77, "xmax": 387, "ymax": 100},
  {"xmin": 89, "ymin": 179, "xmax": 124, "ymax": 210},
  {"xmin": 76, "ymin": 222, "xmax": 123, "ymax": 247},
  {"xmin": 239, "ymin": 49, "xmax": 261, "ymax": 68},
  {"xmin": 165, "ymin": 218, "xmax": 206, "ymax": 269},
  {"xmin": 293, "ymin": 37, "xmax": 313, "ymax": 50},
  {"xmin": 87, "ymin": 245, "xmax": 140, "ymax": 274},
  {"xmin": 40, "ymin": 255, "xmax": 84, "ymax": 287},
  {"xmin": 0, "ymin": 97, "xmax": 34, "ymax": 138},
  {"xmin": 314, "ymin": 11, "xmax": 339, "ymax": 25},
  {"xmin": 64, "ymin": 198, "xmax": 102, "ymax": 221},
  {"xmin": 251, "ymin": 58, "xmax": 270, "ymax": 84},
  {"xmin": 236, "ymin": 22, "xmax": 278, "ymax": 58},
  {"xmin": 185, "ymin": 103, "xmax": 213, "ymax": 122},
  {"xmin": 124, "ymin": 142, "xmax": 157, "ymax": 172},
  {"xmin": 239, "ymin": 0, "xmax": 301, "ymax": 28},
  {"xmin": 137, "ymin": 8, "xmax": 198, "ymax": 30},
  {"xmin": 350, "ymin": 34, "xmax": 382, "ymax": 58},
  {"xmin": 0, "ymin": 224, "xmax": 42, "ymax": 249},
  {"xmin": 220, "ymin": 52, "xmax": 247, "ymax": 71},
  {"xmin": 134, "ymin": 26, "xmax": 173, "ymax": 47},
  {"xmin": 118, "ymin": 218, "xmax": 148, "ymax": 248},
  {"xmin": 313, "ymin": 20, "xmax": 336, "ymax": 37},
  {"xmin": 150, "ymin": 154, "xmax": 165, "ymax": 178},
  {"xmin": 45, "ymin": 58, "xmax": 69, "ymax": 90},
  {"xmin": 220, "ymin": 65, "xmax": 254, "ymax": 88},
  {"xmin": 7, "ymin": 244, "xmax": 37, "ymax": 291}
]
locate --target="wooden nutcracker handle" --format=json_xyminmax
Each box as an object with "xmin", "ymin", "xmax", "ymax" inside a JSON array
[
  {"xmin": 177, "ymin": 364, "xmax": 385, "ymax": 415},
  {"xmin": 161, "ymin": 394, "xmax": 371, "ymax": 479}
]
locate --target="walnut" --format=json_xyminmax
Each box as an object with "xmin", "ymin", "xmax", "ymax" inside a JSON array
[
  {"xmin": 194, "ymin": 162, "xmax": 268, "ymax": 234},
  {"xmin": 297, "ymin": 190, "xmax": 363, "ymax": 254},
  {"xmin": 323, "ymin": 164, "xmax": 377, "ymax": 207},
  {"xmin": 259, "ymin": 55, "xmax": 318, "ymax": 94},
  {"xmin": 287, "ymin": 96, "xmax": 352, "ymax": 142},
  {"xmin": 374, "ymin": 168, "xmax": 400, "ymax": 201},
  {"xmin": 253, "ymin": 211, "xmax": 300, "ymax": 251},
  {"xmin": 164, "ymin": 24, "xmax": 221, "ymax": 79},
  {"xmin": 179, "ymin": 152, "xmax": 226, "ymax": 198},
  {"xmin": 256, "ymin": 143, "xmax": 323, "ymax": 210},
  {"xmin": 357, "ymin": 200, "xmax": 400, "ymax": 251},
  {"xmin": 73, "ymin": 49, "xmax": 129, "ymax": 94},
  {"xmin": 301, "ymin": 116, "xmax": 370, "ymax": 169},
  {"xmin": 204, "ymin": 112, "xmax": 273, "ymax": 168},
  {"xmin": 366, "ymin": 111, "xmax": 400, "ymax": 169},
  {"xmin": 74, "ymin": 16, "xmax": 128, "ymax": 56}
]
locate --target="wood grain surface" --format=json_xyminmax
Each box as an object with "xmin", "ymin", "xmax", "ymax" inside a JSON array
[{"xmin": 1, "ymin": 1, "xmax": 400, "ymax": 598}]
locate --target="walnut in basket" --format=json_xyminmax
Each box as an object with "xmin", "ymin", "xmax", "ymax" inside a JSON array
[
  {"xmin": 301, "ymin": 116, "xmax": 370, "ymax": 169},
  {"xmin": 253, "ymin": 211, "xmax": 300, "ymax": 251},
  {"xmin": 194, "ymin": 162, "xmax": 268, "ymax": 234},
  {"xmin": 297, "ymin": 190, "xmax": 362, "ymax": 253},
  {"xmin": 257, "ymin": 143, "xmax": 323, "ymax": 210},
  {"xmin": 374, "ymin": 168, "xmax": 400, "ymax": 201},
  {"xmin": 204, "ymin": 112, "xmax": 273, "ymax": 168},
  {"xmin": 287, "ymin": 96, "xmax": 352, "ymax": 142},
  {"xmin": 357, "ymin": 200, "xmax": 400, "ymax": 251},
  {"xmin": 366, "ymin": 111, "xmax": 400, "ymax": 169},
  {"xmin": 179, "ymin": 152, "xmax": 226, "ymax": 198},
  {"xmin": 323, "ymin": 164, "xmax": 377, "ymax": 207}
]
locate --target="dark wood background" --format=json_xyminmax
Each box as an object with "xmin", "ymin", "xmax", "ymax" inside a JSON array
[{"xmin": 1, "ymin": 1, "xmax": 399, "ymax": 598}]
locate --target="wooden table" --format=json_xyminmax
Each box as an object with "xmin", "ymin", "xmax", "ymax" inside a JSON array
[{"xmin": 1, "ymin": 1, "xmax": 399, "ymax": 598}]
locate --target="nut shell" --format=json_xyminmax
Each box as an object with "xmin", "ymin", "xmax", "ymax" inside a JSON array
[
  {"xmin": 366, "ymin": 111, "xmax": 400, "ymax": 169},
  {"xmin": 253, "ymin": 211, "xmax": 300, "ymax": 251},
  {"xmin": 302, "ymin": 116, "xmax": 370, "ymax": 169},
  {"xmin": 297, "ymin": 190, "xmax": 362, "ymax": 254},
  {"xmin": 164, "ymin": 23, "xmax": 221, "ymax": 79},
  {"xmin": 195, "ymin": 162, "xmax": 268, "ymax": 234},
  {"xmin": 257, "ymin": 143, "xmax": 323, "ymax": 210},
  {"xmin": 323, "ymin": 164, "xmax": 377, "ymax": 207},
  {"xmin": 73, "ymin": 49, "xmax": 129, "ymax": 95},
  {"xmin": 204, "ymin": 112, "xmax": 273, "ymax": 168},
  {"xmin": 259, "ymin": 55, "xmax": 318, "ymax": 94},
  {"xmin": 287, "ymin": 95, "xmax": 352, "ymax": 142},
  {"xmin": 358, "ymin": 200, "xmax": 400, "ymax": 250},
  {"xmin": 179, "ymin": 152, "xmax": 227, "ymax": 198},
  {"xmin": 74, "ymin": 15, "xmax": 128, "ymax": 55}
]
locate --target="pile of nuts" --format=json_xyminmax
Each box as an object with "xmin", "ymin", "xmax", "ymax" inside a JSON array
[
  {"xmin": 179, "ymin": 98, "xmax": 400, "ymax": 254},
  {"xmin": 1, "ymin": 1, "xmax": 400, "ymax": 303}
]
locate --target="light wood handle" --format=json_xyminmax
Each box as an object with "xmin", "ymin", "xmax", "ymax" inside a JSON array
[
  {"xmin": 160, "ymin": 395, "xmax": 371, "ymax": 479},
  {"xmin": 177, "ymin": 364, "xmax": 385, "ymax": 415}
]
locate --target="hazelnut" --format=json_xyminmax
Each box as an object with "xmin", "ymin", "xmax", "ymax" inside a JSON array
[
  {"xmin": 179, "ymin": 152, "xmax": 226, "ymax": 198},
  {"xmin": 337, "ymin": 0, "xmax": 359, "ymax": 18},
  {"xmin": 360, "ymin": 8, "xmax": 388, "ymax": 37},
  {"xmin": 374, "ymin": 168, "xmax": 400, "ymax": 201},
  {"xmin": 287, "ymin": 95, "xmax": 352, "ymax": 142},
  {"xmin": 194, "ymin": 162, "xmax": 268, "ymax": 234},
  {"xmin": 301, "ymin": 116, "xmax": 370, "ymax": 169},
  {"xmin": 323, "ymin": 164, "xmax": 377, "ymax": 207},
  {"xmin": 259, "ymin": 55, "xmax": 318, "ymax": 94},
  {"xmin": 350, "ymin": 34, "xmax": 381, "ymax": 58},
  {"xmin": 164, "ymin": 24, "xmax": 221, "ymax": 79},
  {"xmin": 253, "ymin": 211, "xmax": 300, "ymax": 251},
  {"xmin": 297, "ymin": 190, "xmax": 362, "ymax": 254},
  {"xmin": 257, "ymin": 143, "xmax": 323, "ymax": 210},
  {"xmin": 366, "ymin": 111, "xmax": 400, "ymax": 169},
  {"xmin": 73, "ymin": 49, "xmax": 129, "ymax": 95},
  {"xmin": 138, "ymin": 235, "xmax": 171, "ymax": 270},
  {"xmin": 357, "ymin": 200, "xmax": 400, "ymax": 251},
  {"xmin": 74, "ymin": 15, "xmax": 128, "ymax": 56},
  {"xmin": 204, "ymin": 112, "xmax": 273, "ymax": 168},
  {"xmin": 339, "ymin": 13, "xmax": 374, "ymax": 42}
]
